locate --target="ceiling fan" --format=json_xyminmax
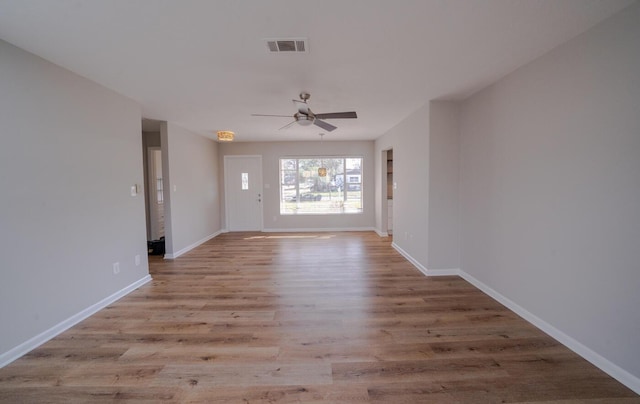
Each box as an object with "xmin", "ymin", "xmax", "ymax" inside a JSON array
[{"xmin": 252, "ymin": 92, "xmax": 357, "ymax": 132}]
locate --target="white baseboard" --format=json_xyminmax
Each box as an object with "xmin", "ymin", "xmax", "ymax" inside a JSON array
[
  {"xmin": 391, "ymin": 242, "xmax": 459, "ymax": 276},
  {"xmin": 389, "ymin": 244, "xmax": 640, "ymax": 394},
  {"xmin": 164, "ymin": 230, "xmax": 222, "ymax": 259},
  {"xmin": 374, "ymin": 229, "xmax": 389, "ymax": 237},
  {"xmin": 426, "ymin": 268, "xmax": 461, "ymax": 276},
  {"xmin": 391, "ymin": 242, "xmax": 428, "ymax": 275},
  {"xmin": 457, "ymin": 270, "xmax": 640, "ymax": 395},
  {"xmin": 262, "ymin": 227, "xmax": 376, "ymax": 233},
  {"xmin": 0, "ymin": 275, "xmax": 152, "ymax": 368}
]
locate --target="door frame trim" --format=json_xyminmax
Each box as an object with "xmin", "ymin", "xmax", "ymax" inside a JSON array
[{"xmin": 223, "ymin": 155, "xmax": 264, "ymax": 231}]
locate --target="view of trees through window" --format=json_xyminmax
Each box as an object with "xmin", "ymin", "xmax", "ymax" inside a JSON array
[{"xmin": 280, "ymin": 157, "xmax": 363, "ymax": 214}]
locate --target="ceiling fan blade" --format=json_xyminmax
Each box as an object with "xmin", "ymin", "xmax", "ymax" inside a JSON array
[
  {"xmin": 293, "ymin": 100, "xmax": 309, "ymax": 116},
  {"xmin": 251, "ymin": 114, "xmax": 292, "ymax": 118},
  {"xmin": 314, "ymin": 119, "xmax": 337, "ymax": 132},
  {"xmin": 278, "ymin": 120, "xmax": 298, "ymax": 130},
  {"xmin": 314, "ymin": 111, "xmax": 358, "ymax": 120}
]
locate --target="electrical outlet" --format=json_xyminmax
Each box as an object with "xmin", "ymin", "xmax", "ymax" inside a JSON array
[
  {"xmin": 113, "ymin": 262, "xmax": 120, "ymax": 275},
  {"xmin": 135, "ymin": 255, "xmax": 141, "ymax": 266}
]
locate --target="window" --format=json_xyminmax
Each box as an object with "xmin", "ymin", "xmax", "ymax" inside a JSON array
[
  {"xmin": 241, "ymin": 172, "xmax": 249, "ymax": 190},
  {"xmin": 280, "ymin": 157, "xmax": 363, "ymax": 215},
  {"xmin": 156, "ymin": 177, "xmax": 163, "ymax": 204}
]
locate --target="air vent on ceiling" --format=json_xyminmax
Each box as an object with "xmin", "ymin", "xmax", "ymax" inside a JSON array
[{"xmin": 264, "ymin": 38, "xmax": 308, "ymax": 53}]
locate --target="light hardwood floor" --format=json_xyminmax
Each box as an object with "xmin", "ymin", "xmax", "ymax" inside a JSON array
[{"xmin": 1, "ymin": 232, "xmax": 638, "ymax": 403}]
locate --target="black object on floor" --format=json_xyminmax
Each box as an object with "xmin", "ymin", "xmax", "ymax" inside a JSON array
[{"xmin": 148, "ymin": 237, "xmax": 165, "ymax": 255}]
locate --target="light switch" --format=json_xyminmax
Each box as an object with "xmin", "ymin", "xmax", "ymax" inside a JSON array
[
  {"xmin": 130, "ymin": 185, "xmax": 137, "ymax": 196},
  {"xmin": 393, "ymin": 182, "xmax": 397, "ymax": 190}
]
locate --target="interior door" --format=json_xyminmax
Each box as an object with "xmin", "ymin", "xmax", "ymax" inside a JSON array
[{"xmin": 224, "ymin": 155, "xmax": 263, "ymax": 231}]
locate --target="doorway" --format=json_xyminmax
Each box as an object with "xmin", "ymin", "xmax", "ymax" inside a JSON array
[
  {"xmin": 386, "ymin": 149, "xmax": 393, "ymax": 235},
  {"xmin": 224, "ymin": 155, "xmax": 263, "ymax": 231},
  {"xmin": 142, "ymin": 125, "xmax": 165, "ymax": 248},
  {"xmin": 147, "ymin": 147, "xmax": 165, "ymax": 240}
]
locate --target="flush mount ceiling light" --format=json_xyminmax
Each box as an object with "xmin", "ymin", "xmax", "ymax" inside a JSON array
[{"xmin": 217, "ymin": 130, "xmax": 234, "ymax": 142}]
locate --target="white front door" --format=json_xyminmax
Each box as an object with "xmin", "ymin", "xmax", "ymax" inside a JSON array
[{"xmin": 224, "ymin": 155, "xmax": 263, "ymax": 231}]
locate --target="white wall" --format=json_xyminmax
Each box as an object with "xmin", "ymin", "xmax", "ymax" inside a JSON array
[
  {"xmin": 427, "ymin": 101, "xmax": 460, "ymax": 270},
  {"xmin": 374, "ymin": 102, "xmax": 460, "ymax": 273},
  {"xmin": 219, "ymin": 141, "xmax": 375, "ymax": 231},
  {"xmin": 375, "ymin": 105, "xmax": 430, "ymax": 265},
  {"xmin": 0, "ymin": 40, "xmax": 149, "ymax": 358},
  {"xmin": 460, "ymin": 2, "xmax": 640, "ymax": 382},
  {"xmin": 161, "ymin": 122, "xmax": 221, "ymax": 257}
]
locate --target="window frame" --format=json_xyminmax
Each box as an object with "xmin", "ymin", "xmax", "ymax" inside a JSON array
[{"xmin": 279, "ymin": 156, "xmax": 364, "ymax": 215}]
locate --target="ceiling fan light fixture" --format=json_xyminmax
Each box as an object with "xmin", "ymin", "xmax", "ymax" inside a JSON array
[
  {"xmin": 294, "ymin": 113, "xmax": 314, "ymax": 126},
  {"xmin": 217, "ymin": 130, "xmax": 235, "ymax": 141}
]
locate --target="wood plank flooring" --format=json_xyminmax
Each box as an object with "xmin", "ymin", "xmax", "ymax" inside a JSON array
[{"xmin": 0, "ymin": 232, "xmax": 638, "ymax": 403}]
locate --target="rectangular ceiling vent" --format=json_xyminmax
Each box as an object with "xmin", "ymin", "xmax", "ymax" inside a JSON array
[{"xmin": 264, "ymin": 38, "xmax": 308, "ymax": 53}]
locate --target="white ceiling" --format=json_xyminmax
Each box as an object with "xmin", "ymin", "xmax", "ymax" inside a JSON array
[{"xmin": 0, "ymin": 0, "xmax": 634, "ymax": 142}]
